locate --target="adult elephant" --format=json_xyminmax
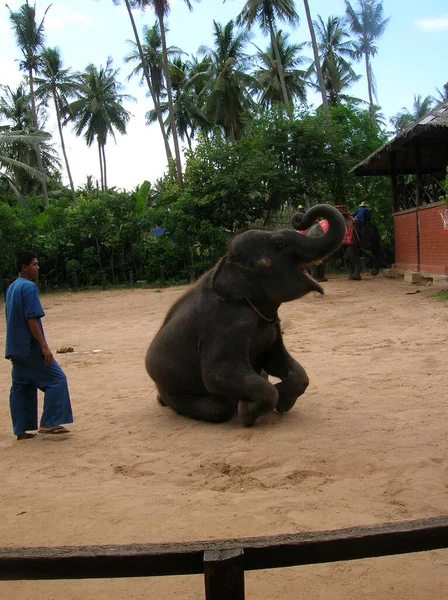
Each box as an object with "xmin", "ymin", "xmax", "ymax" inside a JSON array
[
  {"xmin": 146, "ymin": 204, "xmax": 345, "ymax": 427},
  {"xmin": 292, "ymin": 210, "xmax": 381, "ymax": 281}
]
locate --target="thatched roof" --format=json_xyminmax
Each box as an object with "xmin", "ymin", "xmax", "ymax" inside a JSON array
[{"xmin": 351, "ymin": 100, "xmax": 448, "ymax": 176}]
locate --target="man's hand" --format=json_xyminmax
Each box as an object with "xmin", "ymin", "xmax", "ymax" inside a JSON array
[
  {"xmin": 41, "ymin": 345, "xmax": 53, "ymax": 365},
  {"xmin": 27, "ymin": 317, "xmax": 53, "ymax": 365}
]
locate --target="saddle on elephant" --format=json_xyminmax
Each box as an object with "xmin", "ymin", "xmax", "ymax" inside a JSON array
[{"xmin": 343, "ymin": 217, "xmax": 354, "ymax": 244}]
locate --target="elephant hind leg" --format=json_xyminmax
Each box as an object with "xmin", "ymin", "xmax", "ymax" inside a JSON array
[{"xmin": 158, "ymin": 390, "xmax": 238, "ymax": 423}]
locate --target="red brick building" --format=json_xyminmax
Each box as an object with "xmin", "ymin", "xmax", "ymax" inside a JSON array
[{"xmin": 352, "ymin": 100, "xmax": 448, "ymax": 282}]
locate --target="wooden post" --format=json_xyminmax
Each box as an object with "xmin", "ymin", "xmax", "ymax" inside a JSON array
[
  {"xmin": 414, "ymin": 138, "xmax": 422, "ymax": 207},
  {"xmin": 189, "ymin": 266, "xmax": 195, "ymax": 284},
  {"xmin": 101, "ymin": 271, "xmax": 107, "ymax": 290},
  {"xmin": 204, "ymin": 548, "xmax": 245, "ymax": 600},
  {"xmin": 390, "ymin": 151, "xmax": 397, "ymax": 213},
  {"xmin": 71, "ymin": 272, "xmax": 78, "ymax": 292},
  {"xmin": 129, "ymin": 270, "xmax": 134, "ymax": 287},
  {"xmin": 159, "ymin": 266, "xmax": 165, "ymax": 287}
]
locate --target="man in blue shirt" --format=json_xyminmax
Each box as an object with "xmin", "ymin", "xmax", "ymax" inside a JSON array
[
  {"xmin": 5, "ymin": 251, "xmax": 73, "ymax": 440},
  {"xmin": 351, "ymin": 201, "xmax": 371, "ymax": 227}
]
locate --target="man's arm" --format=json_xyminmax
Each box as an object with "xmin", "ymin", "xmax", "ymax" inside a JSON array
[{"xmin": 27, "ymin": 318, "xmax": 53, "ymax": 365}]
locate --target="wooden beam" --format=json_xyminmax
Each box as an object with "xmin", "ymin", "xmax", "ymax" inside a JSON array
[
  {"xmin": 390, "ymin": 151, "xmax": 398, "ymax": 212},
  {"xmin": 0, "ymin": 517, "xmax": 447, "ymax": 581},
  {"xmin": 414, "ymin": 138, "xmax": 422, "ymax": 207},
  {"xmin": 204, "ymin": 548, "xmax": 245, "ymax": 600}
]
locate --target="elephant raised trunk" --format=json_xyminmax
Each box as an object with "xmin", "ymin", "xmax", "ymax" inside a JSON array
[{"xmin": 291, "ymin": 204, "xmax": 346, "ymax": 264}]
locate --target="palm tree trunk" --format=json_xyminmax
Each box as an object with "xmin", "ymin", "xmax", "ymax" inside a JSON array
[
  {"xmin": 102, "ymin": 144, "xmax": 107, "ymax": 191},
  {"xmin": 98, "ymin": 140, "xmax": 104, "ymax": 191},
  {"xmin": 123, "ymin": 0, "xmax": 173, "ymax": 163},
  {"xmin": 268, "ymin": 18, "xmax": 289, "ymax": 105},
  {"xmin": 364, "ymin": 49, "xmax": 375, "ymax": 122},
  {"xmin": 53, "ymin": 90, "xmax": 76, "ymax": 203},
  {"xmin": 28, "ymin": 68, "xmax": 49, "ymax": 204},
  {"xmin": 158, "ymin": 15, "xmax": 183, "ymax": 189},
  {"xmin": 302, "ymin": 0, "xmax": 330, "ymax": 117}
]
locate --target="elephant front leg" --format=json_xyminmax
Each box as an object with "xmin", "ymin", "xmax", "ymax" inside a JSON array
[
  {"xmin": 203, "ymin": 360, "xmax": 279, "ymax": 427},
  {"xmin": 274, "ymin": 361, "xmax": 309, "ymax": 413},
  {"xmin": 345, "ymin": 246, "xmax": 361, "ymax": 280},
  {"xmin": 261, "ymin": 340, "xmax": 309, "ymax": 413}
]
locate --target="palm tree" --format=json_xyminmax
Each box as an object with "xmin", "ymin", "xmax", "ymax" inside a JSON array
[
  {"xmin": 390, "ymin": 95, "xmax": 435, "ymax": 133},
  {"xmin": 302, "ymin": 0, "xmax": 329, "ymax": 116},
  {"xmin": 198, "ymin": 20, "xmax": 256, "ymax": 141},
  {"xmin": 132, "ymin": 0, "xmax": 201, "ymax": 189},
  {"xmin": 0, "ymin": 130, "xmax": 49, "ymax": 206},
  {"xmin": 253, "ymin": 30, "xmax": 309, "ymax": 107},
  {"xmin": 6, "ymin": 1, "xmax": 51, "ymax": 204},
  {"xmin": 68, "ymin": 58, "xmax": 132, "ymax": 191},
  {"xmin": 145, "ymin": 56, "xmax": 211, "ymax": 149},
  {"xmin": 344, "ymin": 0, "xmax": 390, "ymax": 122},
  {"xmin": 0, "ymin": 84, "xmax": 56, "ymax": 195},
  {"xmin": 0, "ymin": 85, "xmax": 34, "ymax": 132},
  {"xmin": 435, "ymin": 82, "xmax": 448, "ymax": 102},
  {"xmin": 235, "ymin": 0, "xmax": 299, "ymax": 106},
  {"xmin": 371, "ymin": 104, "xmax": 387, "ymax": 129},
  {"xmin": 312, "ymin": 15, "xmax": 360, "ymax": 107},
  {"xmin": 110, "ymin": 0, "xmax": 173, "ymax": 164},
  {"xmin": 35, "ymin": 47, "xmax": 78, "ymax": 203},
  {"xmin": 124, "ymin": 22, "xmax": 183, "ymax": 150}
]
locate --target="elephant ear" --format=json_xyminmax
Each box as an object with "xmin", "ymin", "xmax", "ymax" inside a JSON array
[{"xmin": 212, "ymin": 254, "xmax": 263, "ymax": 300}]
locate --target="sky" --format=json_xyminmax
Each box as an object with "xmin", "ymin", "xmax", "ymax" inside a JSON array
[{"xmin": 0, "ymin": 0, "xmax": 447, "ymax": 191}]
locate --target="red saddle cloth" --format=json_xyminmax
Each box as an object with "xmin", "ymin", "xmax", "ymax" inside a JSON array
[
  {"xmin": 297, "ymin": 219, "xmax": 329, "ymax": 235},
  {"xmin": 343, "ymin": 218, "xmax": 354, "ymax": 244}
]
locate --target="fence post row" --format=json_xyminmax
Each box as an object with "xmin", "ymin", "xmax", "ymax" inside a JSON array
[{"xmin": 0, "ymin": 516, "xmax": 447, "ymax": 600}]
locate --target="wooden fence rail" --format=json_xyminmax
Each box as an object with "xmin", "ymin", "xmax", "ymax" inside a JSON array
[{"xmin": 0, "ymin": 516, "xmax": 447, "ymax": 599}]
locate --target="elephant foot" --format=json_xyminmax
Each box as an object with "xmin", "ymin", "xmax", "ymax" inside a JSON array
[
  {"xmin": 349, "ymin": 275, "xmax": 361, "ymax": 280},
  {"xmin": 316, "ymin": 277, "xmax": 328, "ymax": 282},
  {"xmin": 371, "ymin": 270, "xmax": 379, "ymax": 277}
]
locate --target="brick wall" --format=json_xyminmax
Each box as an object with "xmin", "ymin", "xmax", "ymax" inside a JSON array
[
  {"xmin": 393, "ymin": 202, "xmax": 448, "ymax": 275},
  {"xmin": 393, "ymin": 209, "xmax": 418, "ymax": 271}
]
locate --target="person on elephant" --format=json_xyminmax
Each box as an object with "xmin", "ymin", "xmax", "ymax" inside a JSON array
[{"xmin": 351, "ymin": 201, "xmax": 371, "ymax": 234}]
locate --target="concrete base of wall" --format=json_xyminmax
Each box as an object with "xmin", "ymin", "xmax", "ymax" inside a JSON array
[{"xmin": 383, "ymin": 269, "xmax": 448, "ymax": 288}]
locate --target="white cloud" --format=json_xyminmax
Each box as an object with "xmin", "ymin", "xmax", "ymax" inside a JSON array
[
  {"xmin": 416, "ymin": 14, "xmax": 448, "ymax": 32},
  {"xmin": 43, "ymin": 6, "xmax": 93, "ymax": 32}
]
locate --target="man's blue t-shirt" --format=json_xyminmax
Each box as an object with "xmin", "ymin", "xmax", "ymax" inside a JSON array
[
  {"xmin": 5, "ymin": 277, "xmax": 45, "ymax": 358},
  {"xmin": 351, "ymin": 206, "xmax": 370, "ymax": 226}
]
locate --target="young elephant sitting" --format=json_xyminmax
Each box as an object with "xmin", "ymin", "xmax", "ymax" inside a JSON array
[{"xmin": 146, "ymin": 204, "xmax": 345, "ymax": 427}]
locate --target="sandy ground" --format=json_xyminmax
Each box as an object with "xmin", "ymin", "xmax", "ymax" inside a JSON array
[{"xmin": 0, "ymin": 274, "xmax": 447, "ymax": 599}]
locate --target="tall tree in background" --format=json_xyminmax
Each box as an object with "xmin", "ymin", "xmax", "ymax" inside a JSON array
[
  {"xmin": 0, "ymin": 84, "xmax": 34, "ymax": 132},
  {"xmin": 344, "ymin": 0, "xmax": 390, "ymax": 122},
  {"xmin": 35, "ymin": 47, "xmax": 78, "ymax": 203},
  {"xmin": 125, "ymin": 22, "xmax": 182, "ymax": 150},
  {"xmin": 254, "ymin": 30, "xmax": 309, "ymax": 108},
  {"xmin": 302, "ymin": 0, "xmax": 329, "ymax": 116},
  {"xmin": 68, "ymin": 58, "xmax": 132, "ymax": 192},
  {"xmin": 145, "ymin": 56, "xmax": 211, "ymax": 149},
  {"xmin": 390, "ymin": 95, "xmax": 434, "ymax": 133},
  {"xmin": 0, "ymin": 130, "xmax": 50, "ymax": 206},
  {"xmin": 111, "ymin": 0, "xmax": 173, "ymax": 164},
  {"xmin": 436, "ymin": 82, "xmax": 448, "ymax": 102},
  {"xmin": 235, "ymin": 0, "xmax": 299, "ymax": 106},
  {"xmin": 313, "ymin": 15, "xmax": 360, "ymax": 107},
  {"xmin": 199, "ymin": 20, "xmax": 255, "ymax": 141},
  {"xmin": 6, "ymin": 1, "xmax": 51, "ymax": 204},
  {"xmin": 135, "ymin": 0, "xmax": 201, "ymax": 189}
]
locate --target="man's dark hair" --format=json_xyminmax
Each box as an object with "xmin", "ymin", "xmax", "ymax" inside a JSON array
[{"xmin": 16, "ymin": 251, "xmax": 37, "ymax": 272}]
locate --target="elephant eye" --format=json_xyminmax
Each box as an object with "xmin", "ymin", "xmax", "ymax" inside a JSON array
[{"xmin": 275, "ymin": 240, "xmax": 288, "ymax": 251}]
